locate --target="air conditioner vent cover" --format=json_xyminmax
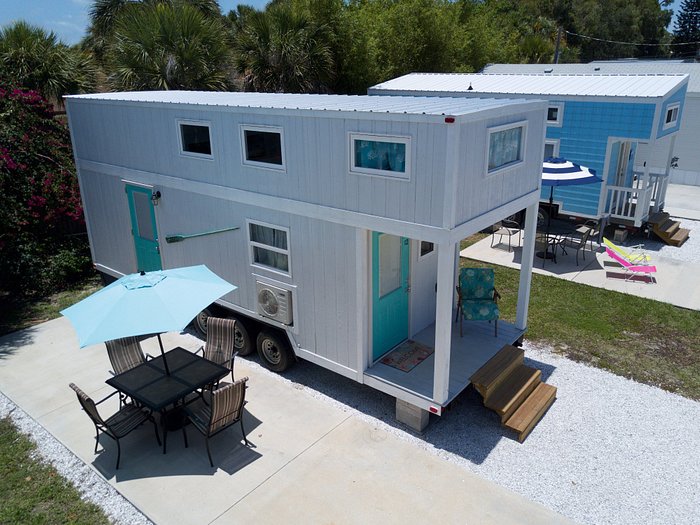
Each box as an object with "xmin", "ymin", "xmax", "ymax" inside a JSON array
[{"xmin": 255, "ymin": 281, "xmax": 293, "ymax": 325}]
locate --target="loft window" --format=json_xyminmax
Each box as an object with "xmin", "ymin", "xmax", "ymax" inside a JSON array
[
  {"xmin": 420, "ymin": 241, "xmax": 434, "ymax": 257},
  {"xmin": 350, "ymin": 133, "xmax": 411, "ymax": 179},
  {"xmin": 178, "ymin": 121, "xmax": 212, "ymax": 157},
  {"xmin": 487, "ymin": 122, "xmax": 526, "ymax": 174},
  {"xmin": 241, "ymin": 125, "xmax": 285, "ymax": 170},
  {"xmin": 249, "ymin": 221, "xmax": 290, "ymax": 275},
  {"xmin": 663, "ymin": 103, "xmax": 680, "ymax": 130},
  {"xmin": 546, "ymin": 103, "xmax": 563, "ymax": 126},
  {"xmin": 544, "ymin": 139, "xmax": 559, "ymax": 160}
]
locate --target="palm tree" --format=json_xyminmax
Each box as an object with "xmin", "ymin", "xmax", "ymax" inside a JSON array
[
  {"xmin": 88, "ymin": 0, "xmax": 223, "ymax": 63},
  {"xmin": 106, "ymin": 2, "xmax": 233, "ymax": 90},
  {"xmin": 233, "ymin": 3, "xmax": 334, "ymax": 93},
  {"xmin": 0, "ymin": 21, "xmax": 96, "ymax": 104}
]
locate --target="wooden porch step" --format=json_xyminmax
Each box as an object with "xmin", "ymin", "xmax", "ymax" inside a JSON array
[
  {"xmin": 484, "ymin": 364, "xmax": 541, "ymax": 423},
  {"xmin": 505, "ymin": 383, "xmax": 557, "ymax": 442},
  {"xmin": 656, "ymin": 218, "xmax": 679, "ymax": 236},
  {"xmin": 469, "ymin": 344, "xmax": 524, "ymax": 398},
  {"xmin": 669, "ymin": 227, "xmax": 690, "ymax": 247}
]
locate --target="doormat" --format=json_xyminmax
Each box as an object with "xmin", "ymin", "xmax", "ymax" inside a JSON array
[{"xmin": 380, "ymin": 340, "xmax": 434, "ymax": 372}]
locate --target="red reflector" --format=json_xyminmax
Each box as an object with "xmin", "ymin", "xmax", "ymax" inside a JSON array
[
  {"xmin": 429, "ymin": 406, "xmax": 439, "ymax": 414},
  {"xmin": 444, "ymin": 117, "xmax": 455, "ymax": 123}
]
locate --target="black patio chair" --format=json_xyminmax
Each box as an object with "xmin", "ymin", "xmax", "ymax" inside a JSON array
[
  {"xmin": 182, "ymin": 377, "xmax": 250, "ymax": 467},
  {"xmin": 69, "ymin": 383, "xmax": 161, "ymax": 469}
]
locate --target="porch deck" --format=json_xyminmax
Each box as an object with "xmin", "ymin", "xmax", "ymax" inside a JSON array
[{"xmin": 363, "ymin": 317, "xmax": 525, "ymax": 410}]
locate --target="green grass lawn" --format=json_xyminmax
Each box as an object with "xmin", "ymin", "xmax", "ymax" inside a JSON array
[
  {"xmin": 461, "ymin": 234, "xmax": 700, "ymax": 400},
  {"xmin": 0, "ymin": 418, "xmax": 109, "ymax": 525}
]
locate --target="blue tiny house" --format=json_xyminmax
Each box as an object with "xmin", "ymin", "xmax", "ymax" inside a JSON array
[
  {"xmin": 369, "ymin": 73, "xmax": 689, "ymax": 229},
  {"xmin": 66, "ymin": 92, "xmax": 547, "ymax": 429}
]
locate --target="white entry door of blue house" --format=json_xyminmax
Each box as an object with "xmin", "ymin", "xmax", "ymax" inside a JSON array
[
  {"xmin": 372, "ymin": 232, "xmax": 409, "ymax": 360},
  {"xmin": 125, "ymin": 184, "xmax": 162, "ymax": 272}
]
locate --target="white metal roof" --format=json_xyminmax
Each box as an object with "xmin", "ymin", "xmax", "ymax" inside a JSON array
[
  {"xmin": 66, "ymin": 91, "xmax": 539, "ymax": 117},
  {"xmin": 482, "ymin": 62, "xmax": 700, "ymax": 93},
  {"xmin": 369, "ymin": 73, "xmax": 688, "ymax": 98}
]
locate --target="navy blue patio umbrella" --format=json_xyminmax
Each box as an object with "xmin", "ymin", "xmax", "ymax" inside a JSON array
[{"xmin": 540, "ymin": 157, "xmax": 602, "ymax": 258}]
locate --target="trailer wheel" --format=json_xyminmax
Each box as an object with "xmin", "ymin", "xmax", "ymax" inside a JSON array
[
  {"xmin": 256, "ymin": 330, "xmax": 294, "ymax": 372},
  {"xmin": 231, "ymin": 317, "xmax": 254, "ymax": 356},
  {"xmin": 537, "ymin": 206, "xmax": 549, "ymax": 227},
  {"xmin": 193, "ymin": 307, "xmax": 212, "ymax": 337}
]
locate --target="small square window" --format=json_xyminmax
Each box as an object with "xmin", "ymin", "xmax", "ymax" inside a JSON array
[
  {"xmin": 349, "ymin": 133, "xmax": 411, "ymax": 179},
  {"xmin": 241, "ymin": 125, "xmax": 285, "ymax": 170},
  {"xmin": 663, "ymin": 104, "xmax": 679, "ymax": 129},
  {"xmin": 420, "ymin": 241, "xmax": 434, "ymax": 257},
  {"xmin": 546, "ymin": 103, "xmax": 563, "ymax": 126},
  {"xmin": 487, "ymin": 123, "xmax": 526, "ymax": 173},
  {"xmin": 249, "ymin": 221, "xmax": 290, "ymax": 275},
  {"xmin": 179, "ymin": 122, "xmax": 212, "ymax": 157}
]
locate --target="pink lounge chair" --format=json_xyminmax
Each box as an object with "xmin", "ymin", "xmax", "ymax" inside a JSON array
[{"xmin": 604, "ymin": 248, "xmax": 657, "ymax": 283}]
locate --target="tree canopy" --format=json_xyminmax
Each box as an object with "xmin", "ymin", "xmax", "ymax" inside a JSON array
[{"xmin": 673, "ymin": 0, "xmax": 700, "ymax": 57}]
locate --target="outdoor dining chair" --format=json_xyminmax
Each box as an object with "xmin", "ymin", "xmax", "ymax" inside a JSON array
[
  {"xmin": 105, "ymin": 336, "xmax": 148, "ymax": 375},
  {"xmin": 559, "ymin": 227, "xmax": 592, "ymax": 266},
  {"xmin": 182, "ymin": 377, "xmax": 250, "ymax": 467},
  {"xmin": 490, "ymin": 219, "xmax": 522, "ymax": 252},
  {"xmin": 196, "ymin": 317, "xmax": 237, "ymax": 384},
  {"xmin": 69, "ymin": 383, "xmax": 161, "ymax": 469}
]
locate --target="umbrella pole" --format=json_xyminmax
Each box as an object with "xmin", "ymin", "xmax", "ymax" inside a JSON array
[
  {"xmin": 547, "ymin": 186, "xmax": 554, "ymax": 257},
  {"xmin": 157, "ymin": 334, "xmax": 171, "ymax": 376}
]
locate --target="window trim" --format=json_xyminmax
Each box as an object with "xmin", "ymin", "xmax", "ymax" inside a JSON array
[
  {"xmin": 349, "ymin": 133, "xmax": 411, "ymax": 180},
  {"xmin": 546, "ymin": 103, "xmax": 564, "ymax": 127},
  {"xmin": 418, "ymin": 240, "xmax": 435, "ymax": 259},
  {"xmin": 177, "ymin": 119, "xmax": 214, "ymax": 160},
  {"xmin": 247, "ymin": 219, "xmax": 291, "ymax": 277},
  {"xmin": 663, "ymin": 103, "xmax": 680, "ymax": 130},
  {"xmin": 485, "ymin": 121, "xmax": 528, "ymax": 176},
  {"xmin": 240, "ymin": 124, "xmax": 286, "ymax": 172},
  {"xmin": 543, "ymin": 138, "xmax": 560, "ymax": 160}
]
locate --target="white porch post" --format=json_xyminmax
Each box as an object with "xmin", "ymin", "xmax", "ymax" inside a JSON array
[
  {"xmin": 516, "ymin": 201, "xmax": 538, "ymax": 331},
  {"xmin": 432, "ymin": 240, "xmax": 456, "ymax": 404}
]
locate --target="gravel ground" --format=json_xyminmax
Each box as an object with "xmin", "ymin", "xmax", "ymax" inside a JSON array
[
  {"xmin": 2, "ymin": 339, "xmax": 698, "ymax": 525},
  {"xmin": 626, "ymin": 217, "xmax": 700, "ymax": 264}
]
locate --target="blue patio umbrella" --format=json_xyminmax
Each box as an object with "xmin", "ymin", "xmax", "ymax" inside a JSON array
[
  {"xmin": 61, "ymin": 265, "xmax": 236, "ymax": 374},
  {"xmin": 540, "ymin": 157, "xmax": 602, "ymax": 257}
]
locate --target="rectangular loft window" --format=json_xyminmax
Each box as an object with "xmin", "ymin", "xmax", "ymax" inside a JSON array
[
  {"xmin": 663, "ymin": 103, "xmax": 680, "ymax": 130},
  {"xmin": 546, "ymin": 103, "xmax": 563, "ymax": 126},
  {"xmin": 487, "ymin": 122, "xmax": 526, "ymax": 174},
  {"xmin": 249, "ymin": 221, "xmax": 290, "ymax": 274},
  {"xmin": 350, "ymin": 133, "xmax": 411, "ymax": 179},
  {"xmin": 420, "ymin": 241, "xmax": 434, "ymax": 257},
  {"xmin": 544, "ymin": 139, "xmax": 559, "ymax": 160},
  {"xmin": 241, "ymin": 125, "xmax": 285, "ymax": 170},
  {"xmin": 178, "ymin": 121, "xmax": 212, "ymax": 157}
]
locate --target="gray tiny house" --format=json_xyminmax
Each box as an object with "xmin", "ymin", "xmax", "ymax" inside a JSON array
[{"xmin": 65, "ymin": 91, "xmax": 546, "ymax": 428}]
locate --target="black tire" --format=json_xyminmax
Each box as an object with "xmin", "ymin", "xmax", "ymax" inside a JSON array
[
  {"xmin": 537, "ymin": 206, "xmax": 549, "ymax": 228},
  {"xmin": 231, "ymin": 316, "xmax": 254, "ymax": 356},
  {"xmin": 193, "ymin": 307, "xmax": 212, "ymax": 337},
  {"xmin": 256, "ymin": 329, "xmax": 294, "ymax": 372}
]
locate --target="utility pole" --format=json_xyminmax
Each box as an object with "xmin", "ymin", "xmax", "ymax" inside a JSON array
[{"xmin": 554, "ymin": 27, "xmax": 562, "ymax": 64}]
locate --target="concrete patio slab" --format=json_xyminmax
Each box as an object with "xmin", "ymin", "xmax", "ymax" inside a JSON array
[
  {"xmin": 664, "ymin": 183, "xmax": 700, "ymax": 221},
  {"xmin": 0, "ymin": 317, "xmax": 576, "ymax": 525},
  {"xmin": 463, "ymin": 236, "xmax": 700, "ymax": 311}
]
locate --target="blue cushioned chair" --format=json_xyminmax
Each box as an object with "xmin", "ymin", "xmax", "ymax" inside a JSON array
[{"xmin": 456, "ymin": 268, "xmax": 500, "ymax": 337}]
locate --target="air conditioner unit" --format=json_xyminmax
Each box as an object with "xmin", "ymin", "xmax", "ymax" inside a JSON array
[{"xmin": 256, "ymin": 281, "xmax": 293, "ymax": 325}]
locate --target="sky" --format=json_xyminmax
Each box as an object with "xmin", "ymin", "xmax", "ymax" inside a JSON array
[{"xmin": 0, "ymin": 0, "xmax": 685, "ymax": 48}]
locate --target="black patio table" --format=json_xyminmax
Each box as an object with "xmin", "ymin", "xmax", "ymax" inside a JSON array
[{"xmin": 106, "ymin": 346, "xmax": 229, "ymax": 454}]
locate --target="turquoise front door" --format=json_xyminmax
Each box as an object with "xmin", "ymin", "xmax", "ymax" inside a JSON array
[
  {"xmin": 372, "ymin": 232, "xmax": 409, "ymax": 360},
  {"xmin": 125, "ymin": 184, "xmax": 162, "ymax": 272}
]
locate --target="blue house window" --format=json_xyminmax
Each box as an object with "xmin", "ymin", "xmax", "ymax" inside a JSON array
[
  {"xmin": 487, "ymin": 122, "xmax": 526, "ymax": 173},
  {"xmin": 547, "ymin": 103, "xmax": 563, "ymax": 126},
  {"xmin": 178, "ymin": 120, "xmax": 213, "ymax": 159},
  {"xmin": 663, "ymin": 103, "xmax": 680, "ymax": 130},
  {"xmin": 350, "ymin": 133, "xmax": 410, "ymax": 179}
]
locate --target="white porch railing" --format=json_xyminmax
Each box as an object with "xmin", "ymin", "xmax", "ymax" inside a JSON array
[{"xmin": 605, "ymin": 171, "xmax": 669, "ymax": 226}]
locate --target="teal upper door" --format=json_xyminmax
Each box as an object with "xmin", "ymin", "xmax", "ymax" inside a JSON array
[
  {"xmin": 372, "ymin": 232, "xmax": 409, "ymax": 360},
  {"xmin": 125, "ymin": 184, "xmax": 162, "ymax": 272}
]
